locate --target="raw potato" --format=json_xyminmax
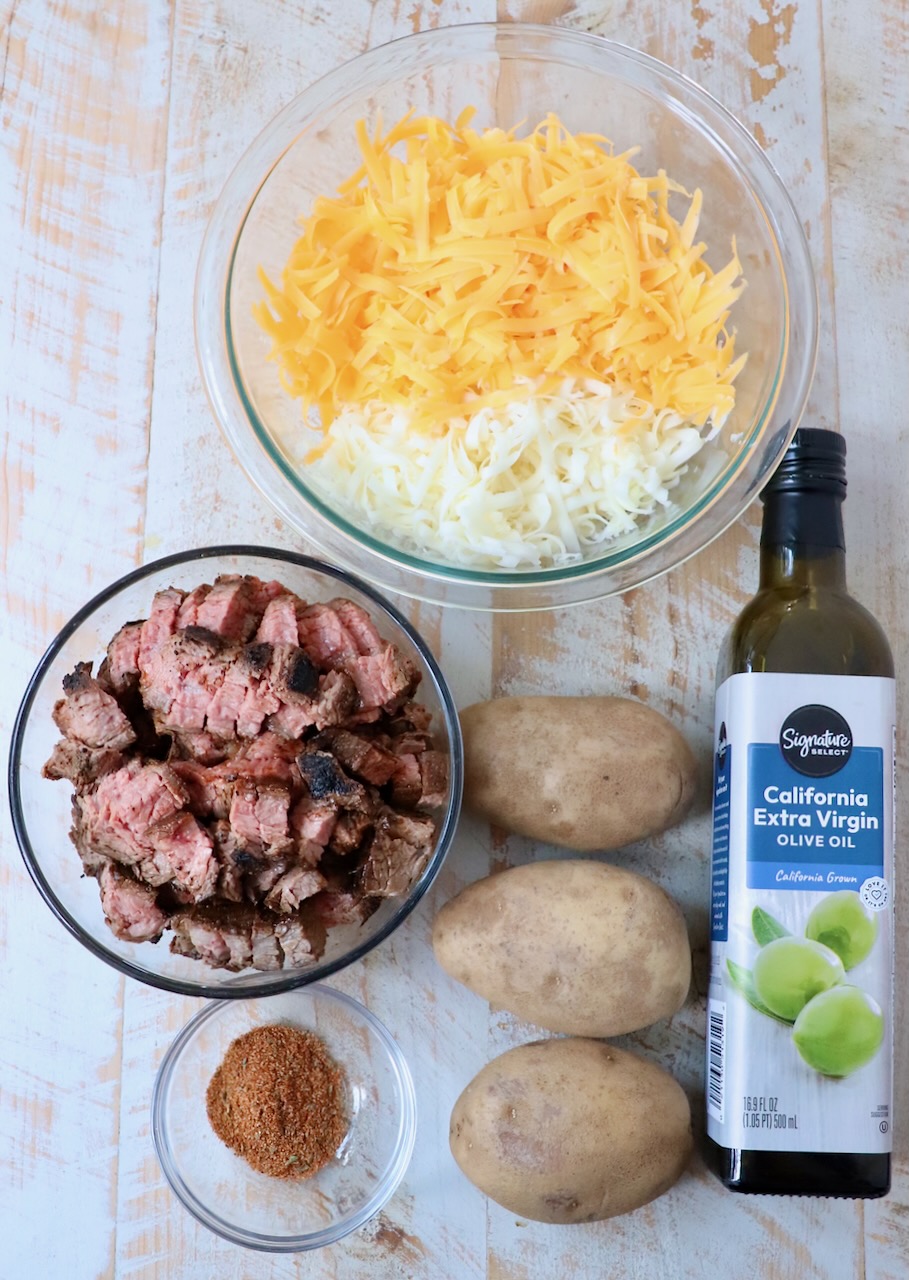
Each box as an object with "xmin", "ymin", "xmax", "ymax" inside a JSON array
[
  {"xmin": 432, "ymin": 860, "xmax": 691, "ymax": 1036},
  {"xmin": 450, "ymin": 1038, "xmax": 692, "ymax": 1223},
  {"xmin": 460, "ymin": 695, "xmax": 697, "ymax": 851}
]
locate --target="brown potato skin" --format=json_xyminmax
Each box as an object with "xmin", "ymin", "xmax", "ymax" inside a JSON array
[
  {"xmin": 450, "ymin": 1038, "xmax": 693, "ymax": 1223},
  {"xmin": 432, "ymin": 859, "xmax": 691, "ymax": 1036},
  {"xmin": 460, "ymin": 695, "xmax": 698, "ymax": 851}
]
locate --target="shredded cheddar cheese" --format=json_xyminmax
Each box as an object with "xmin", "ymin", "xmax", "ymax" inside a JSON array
[{"xmin": 255, "ymin": 109, "xmax": 746, "ymax": 439}]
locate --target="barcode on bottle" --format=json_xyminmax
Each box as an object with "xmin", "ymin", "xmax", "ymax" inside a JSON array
[{"xmin": 707, "ymin": 999, "xmax": 726, "ymax": 1124}]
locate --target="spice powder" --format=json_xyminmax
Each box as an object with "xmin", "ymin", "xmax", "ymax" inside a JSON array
[{"xmin": 206, "ymin": 1023, "xmax": 348, "ymax": 1179}]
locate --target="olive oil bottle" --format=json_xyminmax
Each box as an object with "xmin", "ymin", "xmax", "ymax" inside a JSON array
[{"xmin": 706, "ymin": 428, "xmax": 894, "ymax": 1197}]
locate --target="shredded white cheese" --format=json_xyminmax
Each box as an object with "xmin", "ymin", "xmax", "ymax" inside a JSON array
[{"xmin": 291, "ymin": 381, "xmax": 721, "ymax": 570}]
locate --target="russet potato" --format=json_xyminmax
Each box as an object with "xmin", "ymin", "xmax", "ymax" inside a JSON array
[
  {"xmin": 450, "ymin": 1038, "xmax": 693, "ymax": 1223},
  {"xmin": 432, "ymin": 859, "xmax": 691, "ymax": 1036},
  {"xmin": 460, "ymin": 695, "xmax": 697, "ymax": 851}
]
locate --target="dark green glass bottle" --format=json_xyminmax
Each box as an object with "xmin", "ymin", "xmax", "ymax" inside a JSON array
[
  {"xmin": 706, "ymin": 428, "xmax": 894, "ymax": 1197},
  {"xmin": 718, "ymin": 430, "xmax": 894, "ymax": 685}
]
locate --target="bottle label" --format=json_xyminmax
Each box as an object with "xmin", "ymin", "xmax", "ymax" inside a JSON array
[{"xmin": 706, "ymin": 672, "xmax": 895, "ymax": 1154}]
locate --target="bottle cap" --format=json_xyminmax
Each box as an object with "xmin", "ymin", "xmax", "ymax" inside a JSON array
[{"xmin": 761, "ymin": 428, "xmax": 847, "ymax": 497}]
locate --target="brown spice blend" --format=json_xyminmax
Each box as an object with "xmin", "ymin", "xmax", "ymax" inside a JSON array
[{"xmin": 206, "ymin": 1023, "xmax": 348, "ymax": 1179}]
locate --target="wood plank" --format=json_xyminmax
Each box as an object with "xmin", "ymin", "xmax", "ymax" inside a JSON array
[{"xmin": 0, "ymin": 2, "xmax": 172, "ymax": 1277}]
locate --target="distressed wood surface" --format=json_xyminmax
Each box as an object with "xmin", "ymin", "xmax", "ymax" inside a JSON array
[{"xmin": 1, "ymin": 0, "xmax": 906, "ymax": 1277}]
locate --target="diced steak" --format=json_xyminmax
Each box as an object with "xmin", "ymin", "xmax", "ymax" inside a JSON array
[
  {"xmin": 264, "ymin": 865, "xmax": 327, "ymax": 914},
  {"xmin": 344, "ymin": 646, "xmax": 419, "ymax": 711},
  {"xmin": 388, "ymin": 701, "xmax": 433, "ymax": 736},
  {"xmin": 75, "ymin": 759, "xmax": 186, "ymax": 846},
  {"xmin": 360, "ymin": 809, "xmax": 436, "ymax": 897},
  {"xmin": 97, "ymin": 861, "xmax": 169, "ymax": 943},
  {"xmin": 256, "ymin": 594, "xmax": 300, "ymax": 646},
  {"xmin": 170, "ymin": 902, "xmax": 257, "ymax": 971},
  {"xmin": 418, "ymin": 750, "xmax": 449, "ymax": 810},
  {"xmin": 230, "ymin": 733, "xmax": 299, "ymax": 785},
  {"xmin": 329, "ymin": 808, "xmax": 374, "ymax": 856},
  {"xmin": 312, "ymin": 670, "xmax": 360, "ymax": 727},
  {"xmin": 329, "ymin": 598, "xmax": 384, "ymax": 654},
  {"xmin": 228, "ymin": 778, "xmax": 292, "ymax": 850},
  {"xmin": 388, "ymin": 752, "xmax": 422, "ymax": 809},
  {"xmin": 289, "ymin": 794, "xmax": 338, "ymax": 855},
  {"xmin": 251, "ymin": 915, "xmax": 283, "ymax": 971},
  {"xmin": 272, "ymin": 645, "xmax": 321, "ymax": 699},
  {"xmin": 176, "ymin": 584, "xmax": 211, "ymax": 628},
  {"xmin": 52, "ymin": 662, "xmax": 137, "ymax": 751},
  {"xmin": 396, "ymin": 731, "xmax": 433, "ymax": 755},
  {"xmin": 315, "ymin": 727, "xmax": 398, "ymax": 786},
  {"xmin": 311, "ymin": 887, "xmax": 380, "ymax": 928},
  {"xmin": 72, "ymin": 761, "xmax": 217, "ymax": 901},
  {"xmin": 206, "ymin": 641, "xmax": 278, "ymax": 739},
  {"xmin": 297, "ymin": 750, "xmax": 367, "ymax": 809},
  {"xmin": 105, "ymin": 622, "xmax": 143, "ymax": 693},
  {"xmin": 143, "ymin": 811, "xmax": 219, "ymax": 900},
  {"xmin": 273, "ymin": 908, "xmax": 327, "ymax": 966},
  {"xmin": 42, "ymin": 740, "xmax": 126, "ymax": 789},
  {"xmin": 138, "ymin": 587, "xmax": 185, "ymax": 670},
  {"xmin": 209, "ymin": 819, "xmax": 249, "ymax": 903},
  {"xmin": 297, "ymin": 602, "xmax": 359, "ymax": 668},
  {"xmin": 245, "ymin": 853, "xmax": 294, "ymax": 899},
  {"xmin": 195, "ymin": 575, "xmax": 263, "ymax": 641},
  {"xmin": 245, "ymin": 577, "xmax": 287, "ymax": 616},
  {"xmin": 141, "ymin": 627, "xmax": 229, "ymax": 732},
  {"xmin": 169, "ymin": 760, "xmax": 235, "ymax": 819},
  {"xmin": 168, "ymin": 729, "xmax": 231, "ymax": 764}
]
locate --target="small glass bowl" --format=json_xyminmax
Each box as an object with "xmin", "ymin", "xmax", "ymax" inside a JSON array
[
  {"xmin": 196, "ymin": 22, "xmax": 818, "ymax": 610},
  {"xmin": 152, "ymin": 985, "xmax": 416, "ymax": 1251},
  {"xmin": 8, "ymin": 545, "xmax": 462, "ymax": 997}
]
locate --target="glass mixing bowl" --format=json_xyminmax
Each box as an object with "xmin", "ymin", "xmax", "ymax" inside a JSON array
[
  {"xmin": 8, "ymin": 546, "xmax": 462, "ymax": 998},
  {"xmin": 152, "ymin": 985, "xmax": 417, "ymax": 1251},
  {"xmin": 196, "ymin": 23, "xmax": 817, "ymax": 611}
]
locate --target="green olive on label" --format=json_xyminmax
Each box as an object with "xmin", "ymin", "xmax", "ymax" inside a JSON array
[
  {"xmin": 792, "ymin": 985, "xmax": 885, "ymax": 1077},
  {"xmin": 805, "ymin": 890, "xmax": 878, "ymax": 970},
  {"xmin": 752, "ymin": 937, "xmax": 845, "ymax": 1022}
]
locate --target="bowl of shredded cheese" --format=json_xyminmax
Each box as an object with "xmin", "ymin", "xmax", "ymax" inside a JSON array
[{"xmin": 196, "ymin": 23, "xmax": 817, "ymax": 610}]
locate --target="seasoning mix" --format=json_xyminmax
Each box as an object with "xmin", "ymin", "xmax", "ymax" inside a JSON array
[{"xmin": 206, "ymin": 1023, "xmax": 348, "ymax": 1179}]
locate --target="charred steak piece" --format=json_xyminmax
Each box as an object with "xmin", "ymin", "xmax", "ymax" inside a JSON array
[
  {"xmin": 52, "ymin": 662, "xmax": 137, "ymax": 752},
  {"xmin": 42, "ymin": 740, "xmax": 126, "ymax": 788},
  {"xmin": 314, "ymin": 727, "xmax": 398, "ymax": 787},
  {"xmin": 297, "ymin": 750, "xmax": 368, "ymax": 809},
  {"xmin": 104, "ymin": 622, "xmax": 144, "ymax": 694}
]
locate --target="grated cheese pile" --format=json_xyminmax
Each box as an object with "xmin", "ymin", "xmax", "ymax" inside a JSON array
[
  {"xmin": 255, "ymin": 109, "xmax": 747, "ymax": 568},
  {"xmin": 298, "ymin": 381, "xmax": 713, "ymax": 569}
]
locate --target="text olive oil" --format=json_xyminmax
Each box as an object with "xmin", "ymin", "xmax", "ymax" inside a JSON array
[{"xmin": 706, "ymin": 429, "xmax": 894, "ymax": 1197}]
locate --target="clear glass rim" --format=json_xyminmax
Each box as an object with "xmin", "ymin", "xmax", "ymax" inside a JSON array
[
  {"xmin": 195, "ymin": 22, "xmax": 818, "ymax": 607},
  {"xmin": 8, "ymin": 544, "xmax": 464, "ymax": 998},
  {"xmin": 151, "ymin": 982, "xmax": 418, "ymax": 1252}
]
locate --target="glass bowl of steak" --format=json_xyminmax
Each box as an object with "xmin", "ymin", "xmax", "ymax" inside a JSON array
[
  {"xmin": 152, "ymin": 984, "xmax": 416, "ymax": 1251},
  {"xmin": 9, "ymin": 546, "xmax": 462, "ymax": 997}
]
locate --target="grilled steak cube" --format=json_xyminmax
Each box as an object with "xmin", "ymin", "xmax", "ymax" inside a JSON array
[
  {"xmin": 52, "ymin": 662, "xmax": 137, "ymax": 751},
  {"xmin": 97, "ymin": 861, "xmax": 169, "ymax": 943},
  {"xmin": 360, "ymin": 809, "xmax": 436, "ymax": 897}
]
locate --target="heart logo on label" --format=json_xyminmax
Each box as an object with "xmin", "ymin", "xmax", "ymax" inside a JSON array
[{"xmin": 871, "ymin": 889, "xmax": 883, "ymax": 900}]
